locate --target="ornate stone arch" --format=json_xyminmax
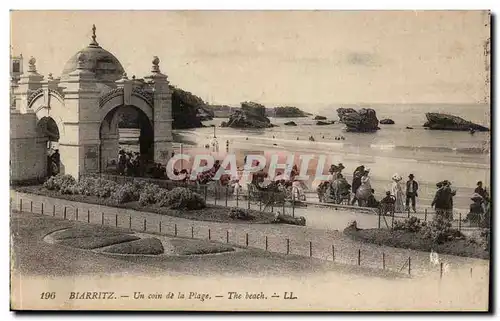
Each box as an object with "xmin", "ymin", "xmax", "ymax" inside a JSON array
[
  {"xmin": 29, "ymin": 92, "xmax": 66, "ymax": 138},
  {"xmin": 99, "ymin": 91, "xmax": 154, "ymax": 126}
]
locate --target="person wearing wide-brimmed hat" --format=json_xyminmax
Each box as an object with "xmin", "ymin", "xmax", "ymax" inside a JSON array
[
  {"xmin": 390, "ymin": 173, "xmax": 405, "ymax": 213},
  {"xmin": 405, "ymin": 174, "xmax": 419, "ymax": 213}
]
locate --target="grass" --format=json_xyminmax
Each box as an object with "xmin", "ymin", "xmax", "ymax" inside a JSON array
[
  {"xmin": 56, "ymin": 234, "xmax": 140, "ymax": 249},
  {"xmin": 169, "ymin": 238, "xmax": 235, "ymax": 255},
  {"xmin": 16, "ymin": 185, "xmax": 277, "ymax": 224},
  {"xmin": 102, "ymin": 238, "xmax": 164, "ymax": 255},
  {"xmin": 50, "ymin": 225, "xmax": 134, "ymax": 240},
  {"xmin": 345, "ymin": 228, "xmax": 489, "ymax": 260}
]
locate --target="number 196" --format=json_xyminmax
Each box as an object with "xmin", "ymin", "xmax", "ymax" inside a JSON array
[{"xmin": 40, "ymin": 292, "xmax": 56, "ymax": 300}]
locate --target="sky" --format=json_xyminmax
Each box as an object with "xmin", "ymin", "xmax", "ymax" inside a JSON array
[{"xmin": 10, "ymin": 10, "xmax": 490, "ymax": 111}]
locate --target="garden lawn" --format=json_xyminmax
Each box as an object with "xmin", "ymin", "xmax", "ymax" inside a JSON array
[{"xmin": 102, "ymin": 238, "xmax": 164, "ymax": 255}]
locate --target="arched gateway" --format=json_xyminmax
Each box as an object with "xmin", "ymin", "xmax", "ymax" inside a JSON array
[{"xmin": 10, "ymin": 25, "xmax": 173, "ymax": 182}]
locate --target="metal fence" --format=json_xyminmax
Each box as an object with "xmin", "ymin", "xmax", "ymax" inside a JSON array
[{"xmin": 98, "ymin": 173, "xmax": 487, "ymax": 231}]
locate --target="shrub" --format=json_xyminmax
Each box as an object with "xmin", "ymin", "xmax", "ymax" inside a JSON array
[
  {"xmin": 393, "ymin": 216, "xmax": 426, "ymax": 233},
  {"xmin": 229, "ymin": 208, "xmax": 253, "ymax": 220},
  {"xmin": 110, "ymin": 183, "xmax": 140, "ymax": 204},
  {"xmin": 43, "ymin": 174, "xmax": 76, "ymax": 191},
  {"xmin": 138, "ymin": 183, "xmax": 163, "ymax": 206},
  {"xmin": 420, "ymin": 215, "xmax": 462, "ymax": 244},
  {"xmin": 91, "ymin": 178, "xmax": 118, "ymax": 198},
  {"xmin": 158, "ymin": 187, "xmax": 206, "ymax": 210}
]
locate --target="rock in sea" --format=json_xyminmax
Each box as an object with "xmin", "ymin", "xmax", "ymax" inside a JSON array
[
  {"xmin": 380, "ymin": 118, "xmax": 395, "ymax": 125},
  {"xmin": 336, "ymin": 107, "xmax": 380, "ymax": 132},
  {"xmin": 423, "ymin": 113, "xmax": 489, "ymax": 131},
  {"xmin": 220, "ymin": 101, "xmax": 275, "ymax": 129}
]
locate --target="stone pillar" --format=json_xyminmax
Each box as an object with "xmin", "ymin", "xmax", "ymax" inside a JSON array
[
  {"xmin": 145, "ymin": 56, "xmax": 173, "ymax": 165},
  {"xmin": 14, "ymin": 57, "xmax": 44, "ymax": 114},
  {"xmin": 59, "ymin": 52, "xmax": 101, "ymax": 179}
]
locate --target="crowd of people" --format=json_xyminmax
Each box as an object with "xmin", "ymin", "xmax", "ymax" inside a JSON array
[{"xmin": 109, "ymin": 150, "xmax": 490, "ymax": 220}]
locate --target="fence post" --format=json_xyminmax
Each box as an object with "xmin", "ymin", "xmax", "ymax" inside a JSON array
[
  {"xmin": 440, "ymin": 262, "xmax": 443, "ymax": 279},
  {"xmin": 286, "ymin": 238, "xmax": 290, "ymax": 255},
  {"xmin": 129, "ymin": 216, "xmax": 132, "ymax": 229},
  {"xmin": 20, "ymin": 198, "xmax": 22, "ymax": 212},
  {"xmin": 30, "ymin": 200, "xmax": 33, "ymax": 213},
  {"xmin": 159, "ymin": 221, "xmax": 162, "ymax": 233},
  {"xmin": 332, "ymin": 245, "xmax": 335, "ymax": 262},
  {"xmin": 64, "ymin": 207, "xmax": 67, "ymax": 219},
  {"xmin": 214, "ymin": 189, "xmax": 217, "ymax": 205},
  {"xmin": 236, "ymin": 188, "xmax": 239, "ymax": 207},
  {"xmin": 53, "ymin": 205, "xmax": 56, "ymax": 217},
  {"xmin": 226, "ymin": 230, "xmax": 229, "ymax": 243},
  {"xmin": 225, "ymin": 186, "xmax": 228, "ymax": 207},
  {"xmin": 408, "ymin": 256, "xmax": 411, "ymax": 275},
  {"xmin": 174, "ymin": 224, "xmax": 178, "ymax": 236},
  {"xmin": 407, "ymin": 208, "xmax": 410, "ymax": 218},
  {"xmin": 143, "ymin": 218, "xmax": 146, "ymax": 231},
  {"xmin": 115, "ymin": 214, "xmax": 118, "ymax": 227},
  {"xmin": 358, "ymin": 249, "xmax": 361, "ymax": 265},
  {"xmin": 391, "ymin": 211, "xmax": 395, "ymax": 229},
  {"xmin": 309, "ymin": 241, "xmax": 312, "ymax": 257},
  {"xmin": 101, "ymin": 212, "xmax": 104, "ymax": 225},
  {"xmin": 41, "ymin": 202, "xmax": 44, "ymax": 215},
  {"xmin": 265, "ymin": 236, "xmax": 268, "ymax": 251},
  {"xmin": 292, "ymin": 193, "xmax": 295, "ymax": 218},
  {"xmin": 378, "ymin": 208, "xmax": 381, "ymax": 228},
  {"xmin": 246, "ymin": 233, "xmax": 249, "ymax": 247},
  {"xmin": 192, "ymin": 226, "xmax": 195, "ymax": 239},
  {"xmin": 209, "ymin": 228, "xmax": 211, "ymax": 240},
  {"xmin": 424, "ymin": 208, "xmax": 427, "ymax": 222},
  {"xmin": 282, "ymin": 198, "xmax": 285, "ymax": 216},
  {"xmin": 259, "ymin": 195, "xmax": 262, "ymax": 211},
  {"xmin": 459, "ymin": 213, "xmax": 462, "ymax": 231}
]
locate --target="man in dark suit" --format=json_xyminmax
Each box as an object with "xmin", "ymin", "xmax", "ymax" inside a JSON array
[{"xmin": 405, "ymin": 174, "xmax": 419, "ymax": 213}]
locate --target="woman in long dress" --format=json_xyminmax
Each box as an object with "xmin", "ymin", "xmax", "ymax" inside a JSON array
[
  {"xmin": 355, "ymin": 169, "xmax": 372, "ymax": 206},
  {"xmin": 391, "ymin": 174, "xmax": 405, "ymax": 212}
]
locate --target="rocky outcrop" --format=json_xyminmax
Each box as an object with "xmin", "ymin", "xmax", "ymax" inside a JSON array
[
  {"xmin": 284, "ymin": 121, "xmax": 297, "ymax": 126},
  {"xmin": 270, "ymin": 106, "xmax": 310, "ymax": 117},
  {"xmin": 336, "ymin": 108, "xmax": 380, "ymax": 132},
  {"xmin": 221, "ymin": 101, "xmax": 274, "ymax": 128},
  {"xmin": 171, "ymin": 87, "xmax": 213, "ymax": 129},
  {"xmin": 423, "ymin": 113, "xmax": 489, "ymax": 131},
  {"xmin": 380, "ymin": 118, "xmax": 395, "ymax": 125},
  {"xmin": 314, "ymin": 115, "xmax": 327, "ymax": 120},
  {"xmin": 316, "ymin": 120, "xmax": 334, "ymax": 126}
]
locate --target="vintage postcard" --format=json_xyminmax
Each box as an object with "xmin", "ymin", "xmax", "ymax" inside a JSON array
[{"xmin": 9, "ymin": 10, "xmax": 491, "ymax": 311}]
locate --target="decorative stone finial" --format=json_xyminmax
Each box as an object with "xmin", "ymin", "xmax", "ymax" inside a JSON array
[
  {"xmin": 151, "ymin": 56, "xmax": 160, "ymax": 73},
  {"xmin": 132, "ymin": 75, "xmax": 136, "ymax": 80},
  {"xmin": 90, "ymin": 24, "xmax": 99, "ymax": 46},
  {"xmin": 76, "ymin": 52, "xmax": 86, "ymax": 69},
  {"xmin": 47, "ymin": 73, "xmax": 53, "ymax": 81},
  {"xmin": 28, "ymin": 56, "xmax": 37, "ymax": 72},
  {"xmin": 122, "ymin": 72, "xmax": 128, "ymax": 80}
]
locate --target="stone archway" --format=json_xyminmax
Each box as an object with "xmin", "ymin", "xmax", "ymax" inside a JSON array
[
  {"xmin": 37, "ymin": 116, "xmax": 62, "ymax": 176},
  {"xmin": 100, "ymin": 105, "xmax": 154, "ymax": 174}
]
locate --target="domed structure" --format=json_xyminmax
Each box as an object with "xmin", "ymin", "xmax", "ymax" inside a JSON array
[{"xmin": 61, "ymin": 25, "xmax": 125, "ymax": 82}]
